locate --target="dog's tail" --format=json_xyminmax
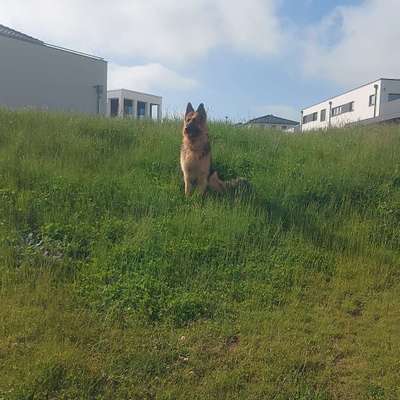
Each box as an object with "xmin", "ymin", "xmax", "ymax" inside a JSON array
[{"xmin": 208, "ymin": 170, "xmax": 251, "ymax": 194}]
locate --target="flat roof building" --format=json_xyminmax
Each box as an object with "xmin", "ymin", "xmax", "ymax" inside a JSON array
[
  {"xmin": 107, "ymin": 89, "xmax": 162, "ymax": 120},
  {"xmin": 301, "ymin": 78, "xmax": 400, "ymax": 131},
  {"xmin": 0, "ymin": 24, "xmax": 107, "ymax": 115}
]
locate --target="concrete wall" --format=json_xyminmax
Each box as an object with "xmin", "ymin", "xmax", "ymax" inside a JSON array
[
  {"xmin": 107, "ymin": 89, "xmax": 162, "ymax": 120},
  {"xmin": 301, "ymin": 80, "xmax": 382, "ymax": 131},
  {"xmin": 380, "ymin": 79, "xmax": 400, "ymax": 120},
  {"xmin": 0, "ymin": 35, "xmax": 107, "ymax": 115}
]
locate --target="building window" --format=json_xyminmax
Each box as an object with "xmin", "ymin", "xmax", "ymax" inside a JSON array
[
  {"xmin": 123, "ymin": 99, "xmax": 133, "ymax": 116},
  {"xmin": 320, "ymin": 109, "xmax": 326, "ymax": 122},
  {"xmin": 331, "ymin": 102, "xmax": 354, "ymax": 117},
  {"xmin": 137, "ymin": 101, "xmax": 146, "ymax": 117},
  {"xmin": 332, "ymin": 106, "xmax": 342, "ymax": 116},
  {"xmin": 369, "ymin": 94, "xmax": 376, "ymax": 106},
  {"xmin": 388, "ymin": 93, "xmax": 400, "ymax": 102},
  {"xmin": 110, "ymin": 98, "xmax": 119, "ymax": 117},
  {"xmin": 303, "ymin": 112, "xmax": 318, "ymax": 124},
  {"xmin": 150, "ymin": 104, "xmax": 159, "ymax": 120}
]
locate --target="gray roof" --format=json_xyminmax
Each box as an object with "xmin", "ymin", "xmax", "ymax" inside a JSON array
[
  {"xmin": 0, "ymin": 24, "xmax": 44, "ymax": 45},
  {"xmin": 246, "ymin": 114, "xmax": 299, "ymax": 126}
]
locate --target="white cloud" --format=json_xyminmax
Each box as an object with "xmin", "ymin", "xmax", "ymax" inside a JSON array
[
  {"xmin": 108, "ymin": 63, "xmax": 198, "ymax": 92},
  {"xmin": 0, "ymin": 0, "xmax": 284, "ymax": 64},
  {"xmin": 252, "ymin": 104, "xmax": 300, "ymax": 121},
  {"xmin": 303, "ymin": 0, "xmax": 400, "ymax": 86}
]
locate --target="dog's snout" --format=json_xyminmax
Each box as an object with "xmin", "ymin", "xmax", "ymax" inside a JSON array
[{"xmin": 186, "ymin": 123, "xmax": 197, "ymax": 135}]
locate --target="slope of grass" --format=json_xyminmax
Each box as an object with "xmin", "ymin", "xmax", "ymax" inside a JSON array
[{"xmin": 0, "ymin": 108, "xmax": 399, "ymax": 399}]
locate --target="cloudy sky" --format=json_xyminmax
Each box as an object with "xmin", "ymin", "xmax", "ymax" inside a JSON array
[{"xmin": 1, "ymin": 0, "xmax": 399, "ymax": 121}]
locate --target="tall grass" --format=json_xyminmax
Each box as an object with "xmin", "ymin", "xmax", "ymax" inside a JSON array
[{"xmin": 0, "ymin": 108, "xmax": 399, "ymax": 399}]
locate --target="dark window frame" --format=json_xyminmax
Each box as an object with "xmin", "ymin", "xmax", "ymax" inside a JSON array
[
  {"xmin": 110, "ymin": 98, "xmax": 119, "ymax": 117},
  {"xmin": 331, "ymin": 101, "xmax": 354, "ymax": 117},
  {"xmin": 123, "ymin": 98, "xmax": 133, "ymax": 116},
  {"xmin": 332, "ymin": 106, "xmax": 342, "ymax": 116},
  {"xmin": 388, "ymin": 93, "xmax": 400, "ymax": 102},
  {"xmin": 137, "ymin": 101, "xmax": 146, "ymax": 117},
  {"xmin": 303, "ymin": 111, "xmax": 318, "ymax": 124},
  {"xmin": 369, "ymin": 94, "xmax": 376, "ymax": 106}
]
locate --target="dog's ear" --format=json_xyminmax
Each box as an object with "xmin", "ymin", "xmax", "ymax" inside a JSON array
[
  {"xmin": 185, "ymin": 102, "xmax": 194, "ymax": 116},
  {"xmin": 196, "ymin": 103, "xmax": 207, "ymax": 120}
]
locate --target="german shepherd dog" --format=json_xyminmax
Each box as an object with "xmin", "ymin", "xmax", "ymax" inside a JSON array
[{"xmin": 180, "ymin": 102, "xmax": 247, "ymax": 196}]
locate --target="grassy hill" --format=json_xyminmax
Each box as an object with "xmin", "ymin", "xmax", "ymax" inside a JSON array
[{"xmin": 0, "ymin": 109, "xmax": 399, "ymax": 399}]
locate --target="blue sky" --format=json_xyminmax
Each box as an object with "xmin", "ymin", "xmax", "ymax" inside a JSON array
[
  {"xmin": 144, "ymin": 0, "xmax": 364, "ymax": 121},
  {"xmin": 108, "ymin": 0, "xmax": 364, "ymax": 122},
  {"xmin": 1, "ymin": 0, "xmax": 399, "ymax": 122}
]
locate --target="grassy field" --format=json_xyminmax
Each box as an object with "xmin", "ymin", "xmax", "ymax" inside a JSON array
[{"xmin": 0, "ymin": 108, "xmax": 399, "ymax": 399}]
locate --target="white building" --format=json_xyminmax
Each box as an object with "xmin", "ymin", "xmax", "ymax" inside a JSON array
[
  {"xmin": 301, "ymin": 78, "xmax": 400, "ymax": 131},
  {"xmin": 0, "ymin": 24, "xmax": 107, "ymax": 115},
  {"xmin": 107, "ymin": 89, "xmax": 162, "ymax": 120}
]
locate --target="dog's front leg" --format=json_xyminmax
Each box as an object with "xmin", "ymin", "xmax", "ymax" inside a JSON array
[{"xmin": 184, "ymin": 174, "xmax": 194, "ymax": 196}]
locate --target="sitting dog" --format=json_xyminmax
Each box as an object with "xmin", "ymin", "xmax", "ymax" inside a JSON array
[{"xmin": 180, "ymin": 102, "xmax": 248, "ymax": 196}]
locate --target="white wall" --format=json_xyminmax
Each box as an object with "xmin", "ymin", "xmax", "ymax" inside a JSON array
[
  {"xmin": 302, "ymin": 80, "xmax": 382, "ymax": 131},
  {"xmin": 0, "ymin": 35, "xmax": 107, "ymax": 115}
]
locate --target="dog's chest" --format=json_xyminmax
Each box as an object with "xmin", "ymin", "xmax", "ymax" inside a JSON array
[{"xmin": 180, "ymin": 143, "xmax": 210, "ymax": 171}]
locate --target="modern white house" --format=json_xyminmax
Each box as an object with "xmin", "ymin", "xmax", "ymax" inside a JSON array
[
  {"xmin": 245, "ymin": 114, "xmax": 299, "ymax": 131},
  {"xmin": 0, "ymin": 24, "xmax": 107, "ymax": 115},
  {"xmin": 107, "ymin": 89, "xmax": 162, "ymax": 120},
  {"xmin": 301, "ymin": 78, "xmax": 400, "ymax": 131}
]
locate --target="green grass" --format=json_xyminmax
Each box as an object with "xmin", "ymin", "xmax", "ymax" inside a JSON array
[{"xmin": 0, "ymin": 108, "xmax": 399, "ymax": 399}]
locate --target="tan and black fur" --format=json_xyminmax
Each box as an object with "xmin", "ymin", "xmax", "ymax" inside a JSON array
[{"xmin": 180, "ymin": 102, "xmax": 248, "ymax": 196}]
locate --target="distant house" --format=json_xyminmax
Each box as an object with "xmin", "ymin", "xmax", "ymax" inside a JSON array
[
  {"xmin": 301, "ymin": 78, "xmax": 400, "ymax": 132},
  {"xmin": 107, "ymin": 89, "xmax": 162, "ymax": 120},
  {"xmin": 245, "ymin": 114, "xmax": 299, "ymax": 131},
  {"xmin": 0, "ymin": 24, "xmax": 107, "ymax": 115}
]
